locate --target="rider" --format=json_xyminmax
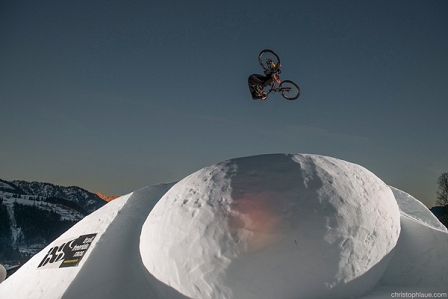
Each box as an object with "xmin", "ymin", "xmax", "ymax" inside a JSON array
[{"xmin": 248, "ymin": 64, "xmax": 281, "ymax": 100}]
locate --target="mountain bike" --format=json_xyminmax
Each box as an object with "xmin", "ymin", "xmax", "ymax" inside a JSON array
[{"xmin": 258, "ymin": 49, "xmax": 300, "ymax": 101}]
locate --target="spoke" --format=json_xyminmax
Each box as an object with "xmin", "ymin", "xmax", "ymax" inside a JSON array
[
  {"xmin": 259, "ymin": 50, "xmax": 280, "ymax": 72},
  {"xmin": 280, "ymin": 81, "xmax": 300, "ymax": 100}
]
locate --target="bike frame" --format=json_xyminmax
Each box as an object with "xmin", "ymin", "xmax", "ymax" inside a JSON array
[
  {"xmin": 258, "ymin": 51, "xmax": 300, "ymax": 100},
  {"xmin": 264, "ymin": 60, "xmax": 286, "ymax": 95},
  {"xmin": 266, "ymin": 72, "xmax": 290, "ymax": 95}
]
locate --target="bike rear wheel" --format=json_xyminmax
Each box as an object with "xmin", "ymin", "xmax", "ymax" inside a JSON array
[
  {"xmin": 280, "ymin": 80, "xmax": 300, "ymax": 100},
  {"xmin": 258, "ymin": 49, "xmax": 280, "ymax": 73}
]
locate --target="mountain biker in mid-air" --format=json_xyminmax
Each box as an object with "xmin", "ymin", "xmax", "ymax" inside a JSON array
[
  {"xmin": 248, "ymin": 49, "xmax": 300, "ymax": 101},
  {"xmin": 248, "ymin": 72, "xmax": 280, "ymax": 100}
]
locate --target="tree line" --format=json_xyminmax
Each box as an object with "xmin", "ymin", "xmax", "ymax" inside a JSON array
[
  {"xmin": 0, "ymin": 203, "xmax": 13, "ymax": 261},
  {"xmin": 0, "ymin": 200, "xmax": 79, "ymax": 263},
  {"xmin": 45, "ymin": 196, "xmax": 88, "ymax": 216},
  {"xmin": 0, "ymin": 202, "xmax": 20, "ymax": 262},
  {"xmin": 434, "ymin": 172, "xmax": 448, "ymax": 228},
  {"xmin": 12, "ymin": 202, "xmax": 77, "ymax": 246}
]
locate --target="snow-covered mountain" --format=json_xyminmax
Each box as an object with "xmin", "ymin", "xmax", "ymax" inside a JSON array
[
  {"xmin": 7, "ymin": 179, "xmax": 106, "ymax": 213},
  {"xmin": 1, "ymin": 154, "xmax": 447, "ymax": 299},
  {"xmin": 0, "ymin": 179, "xmax": 23, "ymax": 194}
]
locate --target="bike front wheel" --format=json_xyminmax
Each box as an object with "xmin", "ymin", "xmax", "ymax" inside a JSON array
[
  {"xmin": 258, "ymin": 49, "xmax": 280, "ymax": 73},
  {"xmin": 280, "ymin": 80, "xmax": 300, "ymax": 100}
]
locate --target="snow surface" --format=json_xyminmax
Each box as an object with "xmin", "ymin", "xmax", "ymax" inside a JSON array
[
  {"xmin": 390, "ymin": 186, "xmax": 447, "ymax": 232},
  {"xmin": 0, "ymin": 183, "xmax": 174, "ymax": 299},
  {"xmin": 359, "ymin": 187, "xmax": 448, "ymax": 298},
  {"xmin": 379, "ymin": 187, "xmax": 448, "ymax": 287},
  {"xmin": 0, "ymin": 154, "xmax": 447, "ymax": 299},
  {"xmin": 141, "ymin": 154, "xmax": 401, "ymax": 299}
]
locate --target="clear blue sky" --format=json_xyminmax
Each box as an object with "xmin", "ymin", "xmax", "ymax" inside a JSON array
[{"xmin": 1, "ymin": 0, "xmax": 447, "ymax": 207}]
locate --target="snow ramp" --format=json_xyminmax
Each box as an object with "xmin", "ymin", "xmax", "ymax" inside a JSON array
[
  {"xmin": 1, "ymin": 153, "xmax": 447, "ymax": 299},
  {"xmin": 0, "ymin": 183, "xmax": 174, "ymax": 299}
]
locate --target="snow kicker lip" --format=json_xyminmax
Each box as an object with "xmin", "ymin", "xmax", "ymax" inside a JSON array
[{"xmin": 37, "ymin": 233, "xmax": 97, "ymax": 269}]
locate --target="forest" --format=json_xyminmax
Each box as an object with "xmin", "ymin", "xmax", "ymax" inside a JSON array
[
  {"xmin": 12, "ymin": 202, "xmax": 77, "ymax": 245},
  {"xmin": 0, "ymin": 201, "xmax": 78, "ymax": 262}
]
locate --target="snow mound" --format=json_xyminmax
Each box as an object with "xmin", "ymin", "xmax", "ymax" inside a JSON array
[
  {"xmin": 140, "ymin": 154, "xmax": 401, "ymax": 299},
  {"xmin": 378, "ymin": 187, "xmax": 448, "ymax": 287},
  {"xmin": 391, "ymin": 186, "xmax": 447, "ymax": 232},
  {"xmin": 0, "ymin": 183, "xmax": 174, "ymax": 299},
  {"xmin": 2, "ymin": 154, "xmax": 446, "ymax": 299},
  {"xmin": 0, "ymin": 264, "xmax": 6, "ymax": 284}
]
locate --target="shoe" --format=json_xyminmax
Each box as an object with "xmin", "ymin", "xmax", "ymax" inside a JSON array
[
  {"xmin": 254, "ymin": 85, "xmax": 263, "ymax": 96},
  {"xmin": 261, "ymin": 91, "xmax": 267, "ymax": 100},
  {"xmin": 258, "ymin": 90, "xmax": 267, "ymax": 100}
]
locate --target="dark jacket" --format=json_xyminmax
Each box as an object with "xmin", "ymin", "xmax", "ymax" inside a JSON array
[{"xmin": 248, "ymin": 74, "xmax": 273, "ymax": 100}]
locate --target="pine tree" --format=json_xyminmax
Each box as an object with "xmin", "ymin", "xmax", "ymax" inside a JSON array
[{"xmin": 436, "ymin": 173, "xmax": 448, "ymax": 206}]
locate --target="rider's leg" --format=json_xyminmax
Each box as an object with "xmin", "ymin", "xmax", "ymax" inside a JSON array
[{"xmin": 248, "ymin": 75, "xmax": 266, "ymax": 100}]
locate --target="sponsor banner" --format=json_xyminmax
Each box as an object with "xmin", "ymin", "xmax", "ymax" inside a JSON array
[{"xmin": 37, "ymin": 233, "xmax": 97, "ymax": 269}]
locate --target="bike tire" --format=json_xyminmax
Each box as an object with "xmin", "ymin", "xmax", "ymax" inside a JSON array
[
  {"xmin": 280, "ymin": 80, "xmax": 300, "ymax": 100},
  {"xmin": 258, "ymin": 49, "xmax": 280, "ymax": 73}
]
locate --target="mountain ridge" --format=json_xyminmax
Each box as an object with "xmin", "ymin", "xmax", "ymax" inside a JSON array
[
  {"xmin": 95, "ymin": 192, "xmax": 120, "ymax": 202},
  {"xmin": 9, "ymin": 180, "xmax": 106, "ymax": 213}
]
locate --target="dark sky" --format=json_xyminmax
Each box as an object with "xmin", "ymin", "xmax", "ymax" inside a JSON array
[{"xmin": 1, "ymin": 0, "xmax": 447, "ymax": 207}]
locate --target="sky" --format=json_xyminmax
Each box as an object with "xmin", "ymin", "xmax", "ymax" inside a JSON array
[{"xmin": 1, "ymin": 0, "xmax": 447, "ymax": 207}]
